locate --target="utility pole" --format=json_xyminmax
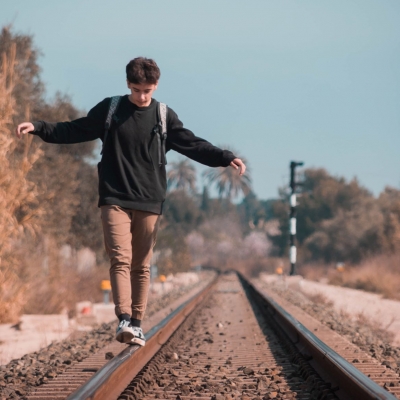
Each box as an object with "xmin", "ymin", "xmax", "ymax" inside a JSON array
[{"xmin": 289, "ymin": 161, "xmax": 304, "ymax": 276}]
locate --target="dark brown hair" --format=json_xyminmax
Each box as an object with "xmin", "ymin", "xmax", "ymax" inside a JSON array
[{"xmin": 126, "ymin": 57, "xmax": 160, "ymax": 84}]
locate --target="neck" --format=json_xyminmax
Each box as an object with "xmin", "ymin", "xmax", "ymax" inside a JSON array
[{"xmin": 128, "ymin": 95, "xmax": 151, "ymax": 107}]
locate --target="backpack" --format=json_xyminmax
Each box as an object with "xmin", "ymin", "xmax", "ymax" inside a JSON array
[{"xmin": 101, "ymin": 96, "xmax": 168, "ymax": 167}]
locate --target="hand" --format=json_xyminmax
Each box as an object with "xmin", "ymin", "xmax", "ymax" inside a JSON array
[
  {"xmin": 230, "ymin": 158, "xmax": 246, "ymax": 176},
  {"xmin": 16, "ymin": 122, "xmax": 34, "ymax": 139}
]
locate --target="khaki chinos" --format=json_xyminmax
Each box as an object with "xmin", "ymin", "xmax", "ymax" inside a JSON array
[{"xmin": 101, "ymin": 205, "xmax": 160, "ymax": 320}]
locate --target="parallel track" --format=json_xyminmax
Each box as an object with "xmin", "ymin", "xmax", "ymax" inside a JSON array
[{"xmin": 27, "ymin": 272, "xmax": 399, "ymax": 400}]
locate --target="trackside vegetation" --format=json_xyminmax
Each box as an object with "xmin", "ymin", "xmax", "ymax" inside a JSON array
[{"xmin": 1, "ymin": 26, "xmax": 399, "ymax": 322}]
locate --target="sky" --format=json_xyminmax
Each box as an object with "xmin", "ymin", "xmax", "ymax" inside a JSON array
[{"xmin": 2, "ymin": 0, "xmax": 400, "ymax": 199}]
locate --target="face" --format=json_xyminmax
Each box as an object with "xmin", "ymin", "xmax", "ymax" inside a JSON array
[{"xmin": 127, "ymin": 81, "xmax": 158, "ymax": 107}]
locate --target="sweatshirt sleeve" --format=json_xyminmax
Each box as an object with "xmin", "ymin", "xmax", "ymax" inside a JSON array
[
  {"xmin": 31, "ymin": 98, "xmax": 109, "ymax": 144},
  {"xmin": 165, "ymin": 107, "xmax": 236, "ymax": 167}
]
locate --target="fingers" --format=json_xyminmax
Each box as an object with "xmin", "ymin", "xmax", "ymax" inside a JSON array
[
  {"xmin": 239, "ymin": 160, "xmax": 246, "ymax": 176},
  {"xmin": 230, "ymin": 159, "xmax": 247, "ymax": 176},
  {"xmin": 16, "ymin": 124, "xmax": 25, "ymax": 139},
  {"xmin": 16, "ymin": 122, "xmax": 33, "ymax": 139}
]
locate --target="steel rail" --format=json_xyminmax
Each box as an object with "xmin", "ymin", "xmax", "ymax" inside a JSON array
[
  {"xmin": 66, "ymin": 277, "xmax": 216, "ymax": 400},
  {"xmin": 240, "ymin": 274, "xmax": 397, "ymax": 400}
]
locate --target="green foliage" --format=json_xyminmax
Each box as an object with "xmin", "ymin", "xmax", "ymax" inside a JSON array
[
  {"xmin": 297, "ymin": 169, "xmax": 371, "ymax": 244},
  {"xmin": 163, "ymin": 189, "xmax": 203, "ymax": 232},
  {"xmin": 378, "ymin": 187, "xmax": 400, "ymax": 253},
  {"xmin": 272, "ymin": 168, "xmax": 400, "ymax": 263},
  {"xmin": 156, "ymin": 226, "xmax": 191, "ymax": 276},
  {"xmin": 202, "ymin": 147, "xmax": 252, "ymax": 200},
  {"xmin": 161, "ymin": 161, "xmax": 400, "ymax": 272},
  {"xmin": 69, "ymin": 162, "xmax": 105, "ymax": 255},
  {"xmin": 237, "ymin": 192, "xmax": 277, "ymax": 234},
  {"xmin": 5, "ymin": 24, "xmax": 400, "ymax": 306},
  {"xmin": 167, "ymin": 158, "xmax": 197, "ymax": 193}
]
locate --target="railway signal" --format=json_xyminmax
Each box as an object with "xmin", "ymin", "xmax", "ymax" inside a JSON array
[{"xmin": 289, "ymin": 161, "xmax": 304, "ymax": 276}]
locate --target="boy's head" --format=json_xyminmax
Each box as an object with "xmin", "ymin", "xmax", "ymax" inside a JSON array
[
  {"xmin": 126, "ymin": 57, "xmax": 160, "ymax": 84},
  {"xmin": 126, "ymin": 57, "xmax": 160, "ymax": 107}
]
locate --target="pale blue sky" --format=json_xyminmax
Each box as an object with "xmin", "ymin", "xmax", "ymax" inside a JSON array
[{"xmin": 2, "ymin": 0, "xmax": 400, "ymax": 199}]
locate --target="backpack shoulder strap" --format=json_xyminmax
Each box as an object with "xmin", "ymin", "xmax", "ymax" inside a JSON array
[
  {"xmin": 159, "ymin": 102, "xmax": 167, "ymax": 135},
  {"xmin": 156, "ymin": 102, "xmax": 168, "ymax": 166},
  {"xmin": 101, "ymin": 96, "xmax": 122, "ymax": 155}
]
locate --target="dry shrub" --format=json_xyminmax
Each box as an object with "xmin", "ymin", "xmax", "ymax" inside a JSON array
[
  {"xmin": 298, "ymin": 263, "xmax": 334, "ymax": 282},
  {"xmin": 231, "ymin": 257, "xmax": 285, "ymax": 278},
  {"xmin": 157, "ymin": 248, "xmax": 192, "ymax": 276},
  {"xmin": 19, "ymin": 236, "xmax": 109, "ymax": 316},
  {"xmin": 303, "ymin": 292, "xmax": 334, "ymax": 308},
  {"xmin": 0, "ymin": 268, "xmax": 26, "ymax": 323},
  {"xmin": 0, "ymin": 42, "xmax": 43, "ymax": 322},
  {"xmin": 330, "ymin": 254, "xmax": 400, "ymax": 300},
  {"xmin": 0, "ymin": 30, "xmax": 107, "ymax": 322},
  {"xmin": 0, "ymin": 43, "xmax": 42, "ymax": 248},
  {"xmin": 23, "ymin": 265, "xmax": 109, "ymax": 317},
  {"xmin": 299, "ymin": 253, "xmax": 400, "ymax": 301}
]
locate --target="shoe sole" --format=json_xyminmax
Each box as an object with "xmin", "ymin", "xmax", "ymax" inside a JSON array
[
  {"xmin": 131, "ymin": 337, "xmax": 146, "ymax": 347},
  {"xmin": 116, "ymin": 329, "xmax": 134, "ymax": 344}
]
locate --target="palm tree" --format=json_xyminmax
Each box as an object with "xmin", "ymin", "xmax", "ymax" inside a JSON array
[
  {"xmin": 167, "ymin": 159, "xmax": 197, "ymax": 193},
  {"xmin": 202, "ymin": 148, "xmax": 252, "ymax": 200}
]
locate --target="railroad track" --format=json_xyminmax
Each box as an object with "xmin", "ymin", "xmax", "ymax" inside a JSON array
[{"xmin": 26, "ymin": 272, "xmax": 400, "ymax": 400}]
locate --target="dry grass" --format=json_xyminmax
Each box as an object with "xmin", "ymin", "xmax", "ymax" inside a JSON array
[
  {"xmin": 0, "ymin": 38, "xmax": 113, "ymax": 323},
  {"xmin": 23, "ymin": 265, "xmax": 109, "ymax": 317},
  {"xmin": 0, "ymin": 42, "xmax": 111, "ymax": 323},
  {"xmin": 230, "ymin": 257, "xmax": 285, "ymax": 278},
  {"xmin": 299, "ymin": 253, "xmax": 400, "ymax": 301},
  {"xmin": 16, "ymin": 236, "xmax": 109, "ymax": 317},
  {"xmin": 0, "ymin": 44, "xmax": 42, "ymax": 248},
  {"xmin": 301, "ymin": 288, "xmax": 396, "ymax": 343},
  {"xmin": 0, "ymin": 267, "xmax": 26, "ymax": 323},
  {"xmin": 0, "ymin": 43, "xmax": 44, "ymax": 322},
  {"xmin": 303, "ymin": 292, "xmax": 334, "ymax": 308}
]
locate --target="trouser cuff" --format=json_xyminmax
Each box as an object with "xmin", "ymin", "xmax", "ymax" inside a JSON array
[{"xmin": 131, "ymin": 310, "xmax": 144, "ymax": 320}]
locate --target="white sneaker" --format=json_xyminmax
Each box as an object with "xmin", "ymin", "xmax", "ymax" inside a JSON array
[
  {"xmin": 131, "ymin": 327, "xmax": 146, "ymax": 346},
  {"xmin": 116, "ymin": 320, "xmax": 134, "ymax": 343}
]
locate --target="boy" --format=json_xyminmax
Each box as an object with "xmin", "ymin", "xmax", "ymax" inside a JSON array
[{"xmin": 16, "ymin": 57, "xmax": 246, "ymax": 346}]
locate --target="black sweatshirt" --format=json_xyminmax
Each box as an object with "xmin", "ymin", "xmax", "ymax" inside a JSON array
[{"xmin": 31, "ymin": 95, "xmax": 236, "ymax": 214}]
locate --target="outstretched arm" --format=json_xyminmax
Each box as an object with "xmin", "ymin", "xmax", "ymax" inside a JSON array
[
  {"xmin": 166, "ymin": 107, "xmax": 246, "ymax": 173},
  {"xmin": 15, "ymin": 99, "xmax": 108, "ymax": 144}
]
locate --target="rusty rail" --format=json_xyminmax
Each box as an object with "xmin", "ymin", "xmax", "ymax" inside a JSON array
[
  {"xmin": 66, "ymin": 272, "xmax": 397, "ymax": 400},
  {"xmin": 66, "ymin": 277, "xmax": 216, "ymax": 400},
  {"xmin": 239, "ymin": 274, "xmax": 398, "ymax": 400}
]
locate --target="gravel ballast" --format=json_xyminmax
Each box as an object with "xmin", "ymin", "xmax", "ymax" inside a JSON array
[
  {"xmin": 256, "ymin": 275, "xmax": 400, "ymax": 377},
  {"xmin": 0, "ymin": 273, "xmax": 212, "ymax": 400}
]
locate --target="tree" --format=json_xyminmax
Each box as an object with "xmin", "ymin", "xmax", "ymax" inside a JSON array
[
  {"xmin": 202, "ymin": 148, "xmax": 252, "ymax": 200},
  {"xmin": 0, "ymin": 41, "xmax": 44, "ymax": 321},
  {"xmin": 28, "ymin": 93, "xmax": 97, "ymax": 245},
  {"xmin": 304, "ymin": 197, "xmax": 385, "ymax": 262},
  {"xmin": 200, "ymin": 186, "xmax": 210, "ymax": 212},
  {"xmin": 378, "ymin": 187, "xmax": 400, "ymax": 253},
  {"xmin": 0, "ymin": 26, "xmax": 99, "ymax": 247},
  {"xmin": 167, "ymin": 158, "xmax": 197, "ymax": 193},
  {"xmin": 237, "ymin": 191, "xmax": 266, "ymax": 231},
  {"xmin": 0, "ymin": 26, "xmax": 104, "ymax": 320},
  {"xmin": 271, "ymin": 168, "xmax": 387, "ymax": 263},
  {"xmin": 162, "ymin": 189, "xmax": 203, "ymax": 232},
  {"xmin": 0, "ymin": 26, "xmax": 44, "ymax": 125}
]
